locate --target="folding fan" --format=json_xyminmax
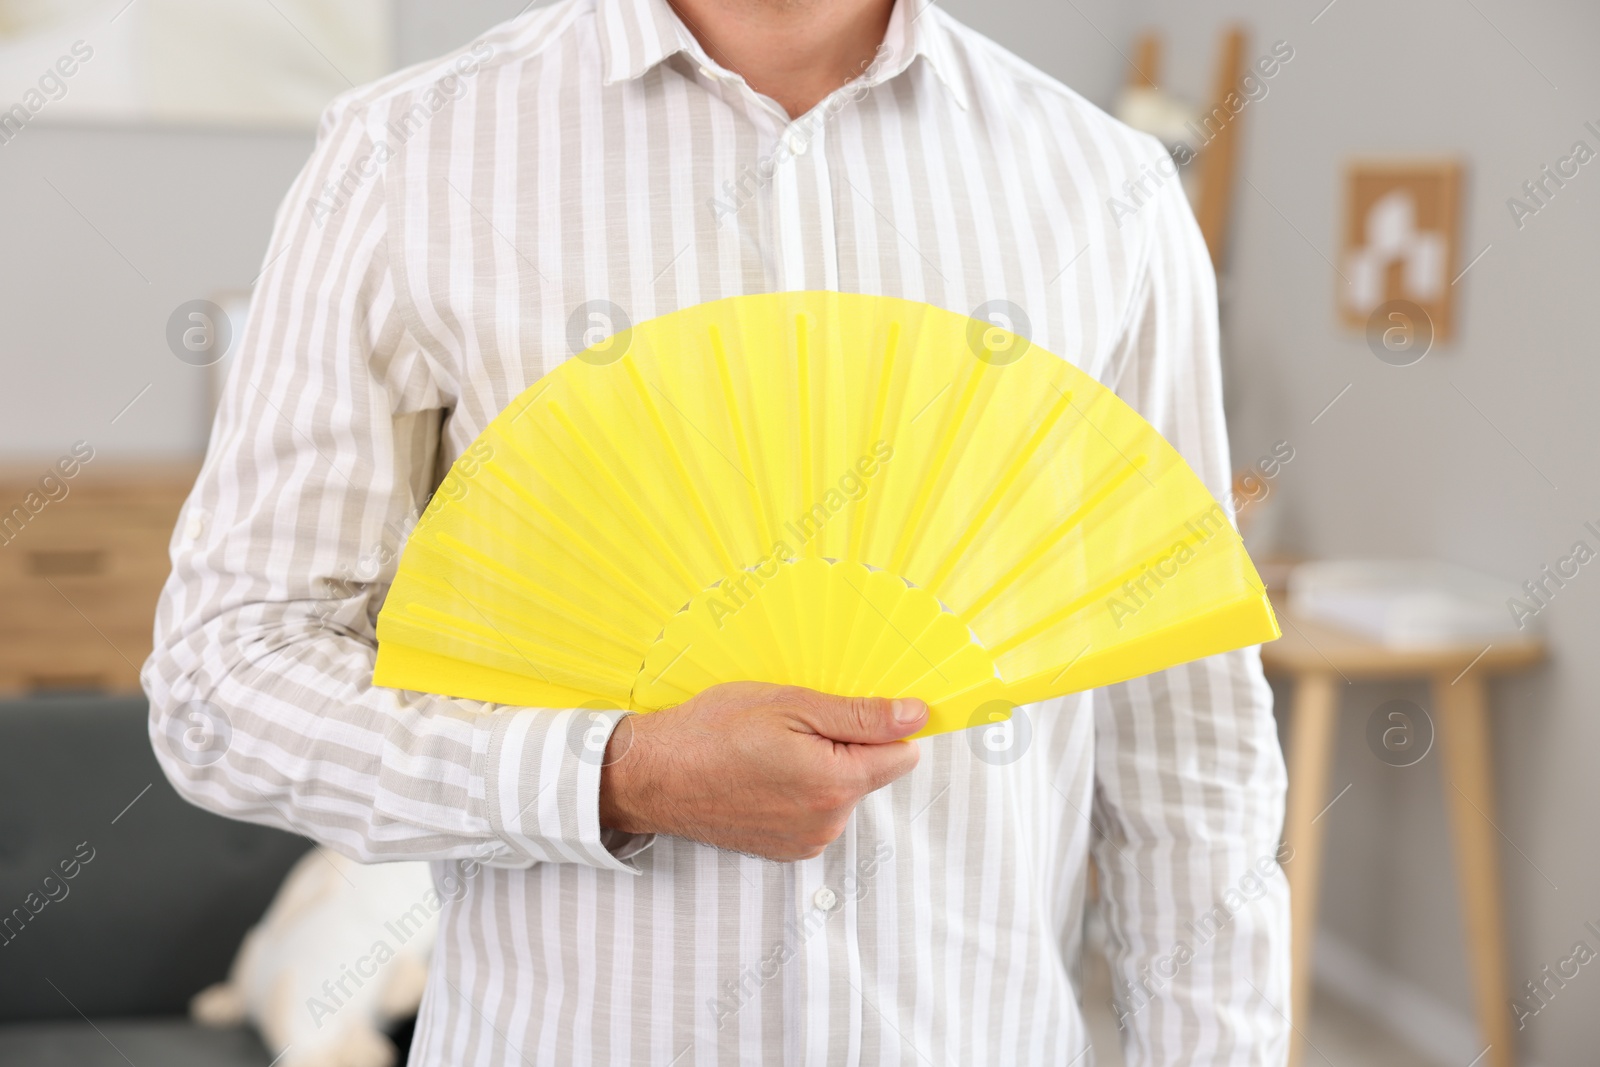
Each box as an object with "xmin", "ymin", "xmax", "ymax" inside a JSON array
[{"xmin": 373, "ymin": 292, "xmax": 1278, "ymax": 739}]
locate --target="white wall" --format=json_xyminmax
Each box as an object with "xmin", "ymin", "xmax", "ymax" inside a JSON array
[
  {"xmin": 395, "ymin": 0, "xmax": 531, "ymax": 67},
  {"xmin": 939, "ymin": 0, "xmax": 1136, "ymax": 107},
  {"xmin": 0, "ymin": 0, "xmax": 530, "ymax": 461},
  {"xmin": 1136, "ymin": 1, "xmax": 1600, "ymax": 1062},
  {"xmin": 0, "ymin": 124, "xmax": 310, "ymax": 458}
]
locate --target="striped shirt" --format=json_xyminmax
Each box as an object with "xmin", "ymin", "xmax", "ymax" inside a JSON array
[{"xmin": 143, "ymin": 0, "xmax": 1291, "ymax": 1063}]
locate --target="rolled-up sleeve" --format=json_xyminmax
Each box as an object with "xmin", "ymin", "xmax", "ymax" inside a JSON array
[
  {"xmin": 141, "ymin": 93, "xmax": 651, "ymax": 874},
  {"xmin": 1090, "ymin": 165, "xmax": 1292, "ymax": 1064}
]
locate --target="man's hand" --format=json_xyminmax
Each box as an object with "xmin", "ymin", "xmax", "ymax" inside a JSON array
[{"xmin": 598, "ymin": 682, "xmax": 927, "ymax": 862}]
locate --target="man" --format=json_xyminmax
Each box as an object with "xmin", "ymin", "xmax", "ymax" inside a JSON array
[{"xmin": 145, "ymin": 0, "xmax": 1291, "ymax": 1063}]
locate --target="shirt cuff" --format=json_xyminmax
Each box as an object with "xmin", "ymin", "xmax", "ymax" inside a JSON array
[{"xmin": 484, "ymin": 705, "xmax": 656, "ymax": 872}]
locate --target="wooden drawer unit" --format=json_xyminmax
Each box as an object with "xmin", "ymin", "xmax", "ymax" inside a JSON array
[{"xmin": 0, "ymin": 463, "xmax": 198, "ymax": 696}]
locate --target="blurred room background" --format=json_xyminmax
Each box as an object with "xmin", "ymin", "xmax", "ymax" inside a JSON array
[{"xmin": 1, "ymin": 1, "xmax": 1596, "ymax": 1064}]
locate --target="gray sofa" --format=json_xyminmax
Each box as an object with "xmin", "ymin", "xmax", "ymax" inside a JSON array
[{"xmin": 0, "ymin": 695, "xmax": 315, "ymax": 1066}]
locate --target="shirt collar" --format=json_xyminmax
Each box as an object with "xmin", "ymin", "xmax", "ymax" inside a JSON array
[
  {"xmin": 875, "ymin": 0, "xmax": 971, "ymax": 110},
  {"xmin": 595, "ymin": 0, "xmax": 971, "ymax": 110},
  {"xmin": 594, "ymin": 0, "xmax": 694, "ymax": 86}
]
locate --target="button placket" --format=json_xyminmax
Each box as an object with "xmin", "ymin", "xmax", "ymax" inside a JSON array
[{"xmin": 768, "ymin": 116, "xmax": 838, "ymax": 292}]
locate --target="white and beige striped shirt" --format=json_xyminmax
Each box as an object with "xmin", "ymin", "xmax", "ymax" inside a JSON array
[{"xmin": 143, "ymin": 0, "xmax": 1291, "ymax": 1062}]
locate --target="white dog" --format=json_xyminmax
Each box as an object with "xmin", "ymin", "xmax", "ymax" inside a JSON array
[{"xmin": 192, "ymin": 848, "xmax": 443, "ymax": 1067}]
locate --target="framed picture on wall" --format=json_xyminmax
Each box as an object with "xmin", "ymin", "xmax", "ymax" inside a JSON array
[{"xmin": 1340, "ymin": 159, "xmax": 1464, "ymax": 344}]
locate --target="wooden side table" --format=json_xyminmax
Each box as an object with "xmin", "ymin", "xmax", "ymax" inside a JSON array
[{"xmin": 1260, "ymin": 607, "xmax": 1544, "ymax": 1067}]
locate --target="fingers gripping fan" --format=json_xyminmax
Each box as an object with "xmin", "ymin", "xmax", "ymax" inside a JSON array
[{"xmin": 373, "ymin": 292, "xmax": 1278, "ymax": 738}]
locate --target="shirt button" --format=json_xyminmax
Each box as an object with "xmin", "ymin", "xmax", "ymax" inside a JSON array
[
  {"xmin": 785, "ymin": 130, "xmax": 809, "ymax": 157},
  {"xmin": 184, "ymin": 511, "xmax": 208, "ymax": 540},
  {"xmin": 812, "ymin": 886, "xmax": 838, "ymax": 912}
]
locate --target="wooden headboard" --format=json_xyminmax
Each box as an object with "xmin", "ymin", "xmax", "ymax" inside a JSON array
[{"xmin": 0, "ymin": 463, "xmax": 199, "ymax": 696}]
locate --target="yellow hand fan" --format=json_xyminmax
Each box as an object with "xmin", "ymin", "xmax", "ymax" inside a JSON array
[{"xmin": 373, "ymin": 292, "xmax": 1278, "ymax": 738}]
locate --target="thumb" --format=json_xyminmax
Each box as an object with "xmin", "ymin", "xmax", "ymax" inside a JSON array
[{"xmin": 792, "ymin": 692, "xmax": 928, "ymax": 744}]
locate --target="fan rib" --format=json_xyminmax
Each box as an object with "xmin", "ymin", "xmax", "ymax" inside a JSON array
[
  {"xmin": 961, "ymin": 458, "xmax": 1144, "ymax": 620},
  {"xmin": 708, "ymin": 323, "xmax": 775, "ymax": 550},
  {"xmin": 850, "ymin": 321, "xmax": 901, "ymax": 562},
  {"xmin": 922, "ymin": 383, "xmax": 1076, "ymax": 591},
  {"xmin": 392, "ymin": 591, "xmax": 636, "ymax": 691},
  {"xmin": 466, "ymin": 458, "xmax": 678, "ymax": 621},
  {"xmin": 795, "ymin": 313, "xmax": 819, "ymax": 557},
  {"xmin": 988, "ymin": 514, "xmax": 1248, "ymax": 658},
  {"xmin": 886, "ymin": 358, "xmax": 987, "ymax": 573},
  {"xmin": 817, "ymin": 556, "xmax": 842, "ymax": 690},
  {"xmin": 391, "ymin": 611, "xmax": 634, "ymax": 693},
  {"xmin": 621, "ymin": 360, "xmax": 743, "ymax": 576},
  {"xmin": 542, "ymin": 406, "xmax": 706, "ymax": 594},
  {"xmin": 872, "ymin": 604, "xmax": 953, "ymax": 692},
  {"xmin": 834, "ymin": 563, "xmax": 875, "ymax": 695},
  {"xmin": 428, "ymin": 532, "xmax": 645, "ymax": 653}
]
